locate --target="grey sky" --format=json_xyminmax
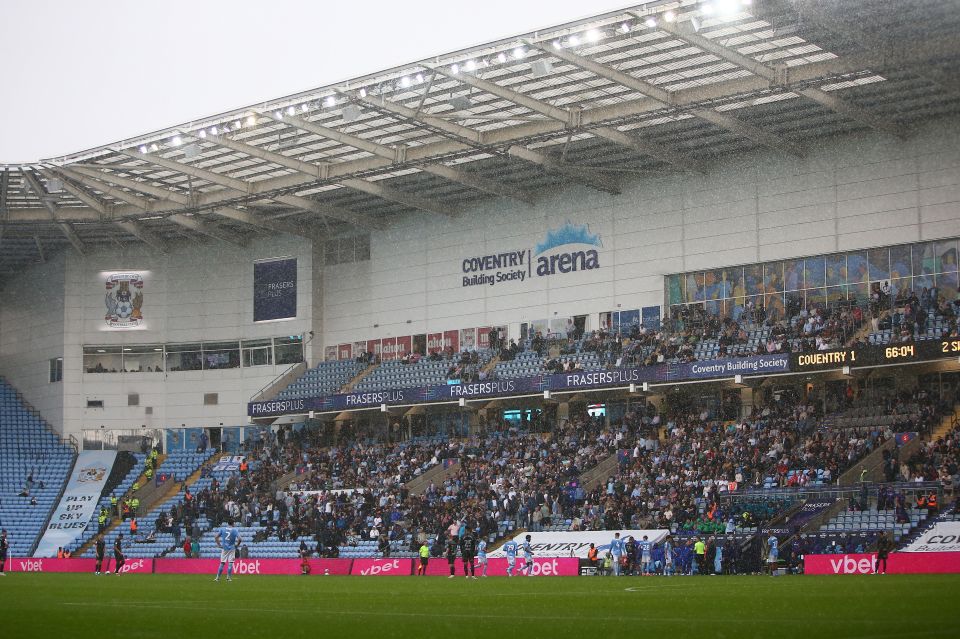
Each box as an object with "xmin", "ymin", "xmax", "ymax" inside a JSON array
[{"xmin": 0, "ymin": 0, "xmax": 633, "ymax": 163}]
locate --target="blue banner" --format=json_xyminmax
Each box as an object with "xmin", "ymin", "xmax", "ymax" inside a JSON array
[
  {"xmin": 248, "ymin": 354, "xmax": 791, "ymax": 417},
  {"xmin": 641, "ymin": 305, "xmax": 661, "ymax": 329},
  {"xmin": 222, "ymin": 427, "xmax": 242, "ymax": 453},
  {"xmin": 254, "ymin": 258, "xmax": 297, "ymax": 322},
  {"xmin": 165, "ymin": 429, "xmax": 185, "ymax": 452}
]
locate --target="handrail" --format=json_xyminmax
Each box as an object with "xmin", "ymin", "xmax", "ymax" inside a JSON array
[{"xmin": 723, "ymin": 480, "xmax": 942, "ymax": 501}]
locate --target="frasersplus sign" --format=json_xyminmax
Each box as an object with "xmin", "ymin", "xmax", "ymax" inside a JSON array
[{"xmin": 248, "ymin": 354, "xmax": 791, "ymax": 416}]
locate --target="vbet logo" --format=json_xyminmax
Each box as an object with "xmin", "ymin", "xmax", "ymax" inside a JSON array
[
  {"xmin": 359, "ymin": 559, "xmax": 402, "ymax": 576},
  {"xmin": 830, "ymin": 555, "xmax": 876, "ymax": 574},
  {"xmin": 461, "ymin": 222, "xmax": 602, "ymax": 288}
]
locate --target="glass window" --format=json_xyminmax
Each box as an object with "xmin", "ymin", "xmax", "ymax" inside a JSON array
[
  {"xmin": 274, "ymin": 336, "xmax": 304, "ymax": 365},
  {"xmin": 49, "ymin": 358, "xmax": 63, "ymax": 383},
  {"xmin": 937, "ymin": 239, "xmax": 958, "ymax": 273},
  {"xmin": 666, "ymin": 274, "xmax": 684, "ymax": 306},
  {"xmin": 765, "ymin": 292, "xmax": 785, "ymax": 321},
  {"xmin": 84, "ymin": 346, "xmax": 122, "ymax": 373},
  {"xmin": 804, "ymin": 257, "xmax": 826, "ymax": 288},
  {"xmin": 868, "ymin": 247, "xmax": 890, "ymax": 281},
  {"xmin": 242, "ymin": 338, "xmax": 273, "ymax": 367},
  {"xmin": 744, "ymin": 264, "xmax": 763, "ymax": 296},
  {"xmin": 166, "ymin": 343, "xmax": 202, "ymax": 372},
  {"xmin": 121, "ymin": 345, "xmax": 164, "ymax": 372},
  {"xmin": 705, "ymin": 269, "xmax": 724, "ymax": 300},
  {"xmin": 912, "ymin": 241, "xmax": 937, "ymax": 278},
  {"xmin": 722, "ymin": 267, "xmax": 743, "ymax": 302},
  {"xmin": 825, "ymin": 254, "xmax": 846, "ymax": 287},
  {"xmin": 763, "ymin": 261, "xmax": 784, "ymax": 293},
  {"xmin": 202, "ymin": 341, "xmax": 240, "ymax": 370},
  {"xmin": 783, "ymin": 259, "xmax": 803, "ymax": 291},
  {"xmin": 937, "ymin": 271, "xmax": 959, "ymax": 303},
  {"xmin": 846, "ymin": 251, "xmax": 869, "ymax": 284},
  {"xmin": 805, "ymin": 287, "xmax": 827, "ymax": 310},
  {"xmin": 848, "ymin": 281, "xmax": 869, "ymax": 306},
  {"xmin": 889, "ymin": 244, "xmax": 912, "ymax": 280}
]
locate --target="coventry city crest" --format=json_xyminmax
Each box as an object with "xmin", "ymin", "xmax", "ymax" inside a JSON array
[{"xmin": 104, "ymin": 273, "xmax": 144, "ymax": 328}]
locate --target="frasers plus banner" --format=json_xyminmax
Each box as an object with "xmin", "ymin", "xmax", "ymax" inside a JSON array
[
  {"xmin": 248, "ymin": 354, "xmax": 792, "ymax": 417},
  {"xmin": 902, "ymin": 522, "xmax": 960, "ymax": 553},
  {"xmin": 461, "ymin": 222, "xmax": 602, "ymax": 289},
  {"xmin": 35, "ymin": 451, "xmax": 117, "ymax": 557},
  {"xmin": 487, "ymin": 530, "xmax": 669, "ymax": 558},
  {"xmin": 253, "ymin": 258, "xmax": 297, "ymax": 322}
]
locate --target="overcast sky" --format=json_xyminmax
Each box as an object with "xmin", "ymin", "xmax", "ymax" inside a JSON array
[{"xmin": 0, "ymin": 0, "xmax": 634, "ymax": 163}]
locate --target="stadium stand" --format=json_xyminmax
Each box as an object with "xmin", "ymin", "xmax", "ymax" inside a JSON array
[{"xmin": 0, "ymin": 379, "xmax": 75, "ymax": 557}]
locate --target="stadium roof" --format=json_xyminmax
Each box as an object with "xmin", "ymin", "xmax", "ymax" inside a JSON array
[{"xmin": 1, "ymin": 0, "xmax": 959, "ymax": 283}]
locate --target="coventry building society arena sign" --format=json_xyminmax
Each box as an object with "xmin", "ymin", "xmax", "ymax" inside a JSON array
[{"xmin": 461, "ymin": 223, "xmax": 602, "ymax": 288}]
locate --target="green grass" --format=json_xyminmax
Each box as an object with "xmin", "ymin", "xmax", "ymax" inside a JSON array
[{"xmin": 2, "ymin": 574, "xmax": 957, "ymax": 639}]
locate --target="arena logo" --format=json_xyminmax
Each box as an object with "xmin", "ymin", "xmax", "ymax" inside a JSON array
[{"xmin": 461, "ymin": 222, "xmax": 602, "ymax": 288}]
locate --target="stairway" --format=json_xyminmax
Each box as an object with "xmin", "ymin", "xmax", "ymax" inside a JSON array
[
  {"xmin": 928, "ymin": 404, "xmax": 960, "ymax": 442},
  {"xmin": 341, "ymin": 363, "xmax": 378, "ymax": 393},
  {"xmin": 579, "ymin": 451, "xmax": 619, "ymax": 493},
  {"xmin": 405, "ymin": 459, "xmax": 461, "ymax": 496}
]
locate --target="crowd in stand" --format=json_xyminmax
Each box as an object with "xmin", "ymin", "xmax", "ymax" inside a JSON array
[{"xmin": 133, "ymin": 375, "xmax": 956, "ymax": 562}]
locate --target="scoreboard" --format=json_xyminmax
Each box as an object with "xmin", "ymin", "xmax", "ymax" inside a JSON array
[{"xmin": 791, "ymin": 338, "xmax": 960, "ymax": 372}]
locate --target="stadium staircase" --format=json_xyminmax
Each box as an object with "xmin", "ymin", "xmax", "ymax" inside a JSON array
[
  {"xmin": 480, "ymin": 356, "xmax": 500, "ymax": 376},
  {"xmin": 838, "ymin": 438, "xmax": 899, "ymax": 485},
  {"xmin": 249, "ymin": 362, "xmax": 307, "ymax": 405},
  {"xmin": 405, "ymin": 459, "xmax": 461, "ymax": 496},
  {"xmin": 75, "ymin": 450, "xmax": 215, "ymax": 556},
  {"xmin": 929, "ymin": 403, "xmax": 960, "ymax": 442},
  {"xmin": 340, "ymin": 362, "xmax": 378, "ymax": 393},
  {"xmin": 578, "ymin": 452, "xmax": 619, "ymax": 493}
]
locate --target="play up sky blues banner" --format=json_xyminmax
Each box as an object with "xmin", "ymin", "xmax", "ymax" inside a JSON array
[
  {"xmin": 35, "ymin": 451, "xmax": 117, "ymax": 557},
  {"xmin": 248, "ymin": 354, "xmax": 791, "ymax": 417},
  {"xmin": 253, "ymin": 258, "xmax": 297, "ymax": 322}
]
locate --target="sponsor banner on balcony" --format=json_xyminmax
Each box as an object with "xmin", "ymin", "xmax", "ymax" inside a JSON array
[
  {"xmin": 804, "ymin": 552, "xmax": 960, "ymax": 575},
  {"xmin": 248, "ymin": 354, "xmax": 792, "ymax": 416}
]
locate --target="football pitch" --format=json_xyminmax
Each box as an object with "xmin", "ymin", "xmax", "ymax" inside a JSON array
[{"xmin": 2, "ymin": 574, "xmax": 957, "ymax": 639}]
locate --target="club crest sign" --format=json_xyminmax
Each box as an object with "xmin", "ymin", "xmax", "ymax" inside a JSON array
[{"xmin": 104, "ymin": 272, "xmax": 145, "ymax": 328}]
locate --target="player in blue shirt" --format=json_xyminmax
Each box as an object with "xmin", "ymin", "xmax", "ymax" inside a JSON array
[
  {"xmin": 663, "ymin": 537, "xmax": 673, "ymax": 576},
  {"xmin": 520, "ymin": 534, "xmax": 535, "ymax": 576},
  {"xmin": 502, "ymin": 539, "xmax": 518, "ymax": 577},
  {"xmin": 609, "ymin": 532, "xmax": 624, "ymax": 576},
  {"xmin": 214, "ymin": 521, "xmax": 240, "ymax": 582},
  {"xmin": 639, "ymin": 535, "xmax": 653, "ymax": 575},
  {"xmin": 477, "ymin": 539, "xmax": 488, "ymax": 577},
  {"xmin": 766, "ymin": 533, "xmax": 779, "ymax": 576}
]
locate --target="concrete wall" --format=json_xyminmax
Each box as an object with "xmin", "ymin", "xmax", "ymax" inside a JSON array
[
  {"xmin": 0, "ymin": 254, "xmax": 66, "ymax": 431},
  {"xmin": 322, "ymin": 116, "xmax": 960, "ymax": 346}
]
